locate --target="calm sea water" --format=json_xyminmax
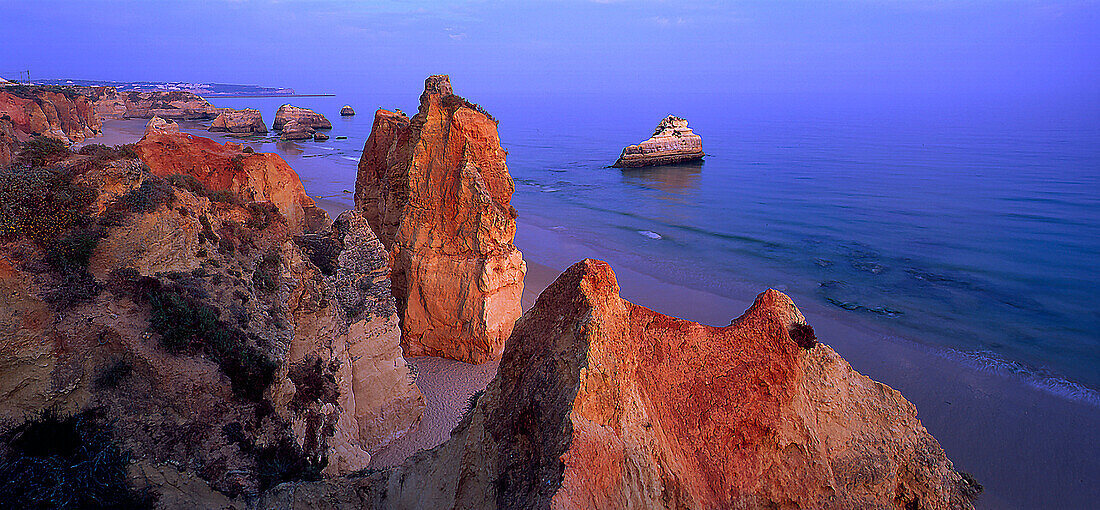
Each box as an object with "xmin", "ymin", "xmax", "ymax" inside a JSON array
[{"xmin": 185, "ymin": 90, "xmax": 1100, "ymax": 401}]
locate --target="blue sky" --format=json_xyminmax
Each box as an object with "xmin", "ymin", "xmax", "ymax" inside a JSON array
[{"xmin": 1, "ymin": 0, "xmax": 1096, "ymax": 98}]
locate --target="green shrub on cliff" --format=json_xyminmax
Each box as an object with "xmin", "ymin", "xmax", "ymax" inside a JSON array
[
  {"xmin": 0, "ymin": 166, "xmax": 97, "ymax": 243},
  {"xmin": 0, "ymin": 409, "xmax": 154, "ymax": 509},
  {"xmin": 132, "ymin": 276, "xmax": 276, "ymax": 402},
  {"xmin": 15, "ymin": 136, "xmax": 72, "ymax": 168}
]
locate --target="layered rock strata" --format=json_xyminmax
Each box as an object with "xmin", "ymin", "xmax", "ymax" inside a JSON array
[
  {"xmin": 263, "ymin": 259, "xmax": 979, "ymax": 509},
  {"xmin": 612, "ymin": 115, "xmax": 704, "ymax": 168},
  {"xmin": 355, "ymin": 75, "xmax": 525, "ymax": 364},
  {"xmin": 280, "ymin": 120, "xmax": 315, "ymax": 141},
  {"xmin": 135, "ymin": 123, "xmax": 328, "ymax": 233},
  {"xmin": 209, "ymin": 108, "xmax": 268, "ymax": 134},
  {"xmin": 273, "ymin": 104, "xmax": 332, "ymax": 131},
  {"xmin": 0, "ymin": 148, "xmax": 423, "ymax": 502},
  {"xmin": 0, "ymin": 87, "xmax": 102, "ymax": 144}
]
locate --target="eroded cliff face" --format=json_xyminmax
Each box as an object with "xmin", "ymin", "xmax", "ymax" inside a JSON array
[
  {"xmin": 104, "ymin": 89, "xmax": 219, "ymax": 120},
  {"xmin": 612, "ymin": 115, "xmax": 704, "ymax": 168},
  {"xmin": 0, "ymin": 147, "xmax": 422, "ymax": 504},
  {"xmin": 0, "ymin": 87, "xmax": 102, "ymax": 144},
  {"xmin": 263, "ymin": 259, "xmax": 978, "ymax": 510},
  {"xmin": 355, "ymin": 75, "xmax": 525, "ymax": 364},
  {"xmin": 135, "ymin": 124, "xmax": 328, "ymax": 234}
]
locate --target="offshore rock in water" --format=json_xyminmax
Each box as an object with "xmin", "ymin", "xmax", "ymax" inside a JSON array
[
  {"xmin": 340, "ymin": 105, "xmax": 355, "ymax": 116},
  {"xmin": 613, "ymin": 115, "xmax": 705, "ymax": 168},
  {"xmin": 208, "ymin": 108, "xmax": 268, "ymax": 134},
  {"xmin": 273, "ymin": 104, "xmax": 332, "ymax": 131},
  {"xmin": 261, "ymin": 259, "xmax": 978, "ymax": 509},
  {"xmin": 355, "ymin": 74, "xmax": 526, "ymax": 364}
]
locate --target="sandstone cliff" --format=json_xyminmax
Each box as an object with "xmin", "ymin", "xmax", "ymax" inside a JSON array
[
  {"xmin": 355, "ymin": 75, "xmax": 525, "ymax": 364},
  {"xmin": 273, "ymin": 105, "xmax": 332, "ymax": 131},
  {"xmin": 263, "ymin": 259, "xmax": 979, "ymax": 509},
  {"xmin": 209, "ymin": 108, "xmax": 268, "ymax": 134},
  {"xmin": 0, "ymin": 144, "xmax": 422, "ymax": 504},
  {"xmin": 613, "ymin": 115, "xmax": 704, "ymax": 168},
  {"xmin": 135, "ymin": 125, "xmax": 328, "ymax": 234},
  {"xmin": 0, "ymin": 118, "xmax": 17, "ymax": 168},
  {"xmin": 0, "ymin": 86, "xmax": 102, "ymax": 144}
]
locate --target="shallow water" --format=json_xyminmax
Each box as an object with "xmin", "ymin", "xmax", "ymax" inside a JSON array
[{"xmin": 124, "ymin": 89, "xmax": 1100, "ymax": 403}]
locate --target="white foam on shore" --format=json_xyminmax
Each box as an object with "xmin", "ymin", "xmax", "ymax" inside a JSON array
[
  {"xmin": 638, "ymin": 230, "xmax": 662, "ymax": 240},
  {"xmin": 934, "ymin": 346, "xmax": 1100, "ymax": 407}
]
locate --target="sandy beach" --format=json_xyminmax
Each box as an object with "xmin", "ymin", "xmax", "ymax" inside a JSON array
[{"xmin": 89, "ymin": 119, "xmax": 1099, "ymax": 508}]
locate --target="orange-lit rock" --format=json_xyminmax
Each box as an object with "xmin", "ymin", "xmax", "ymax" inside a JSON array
[
  {"xmin": 209, "ymin": 108, "xmax": 268, "ymax": 133},
  {"xmin": 355, "ymin": 75, "xmax": 525, "ymax": 364},
  {"xmin": 0, "ymin": 88, "xmax": 102, "ymax": 144},
  {"xmin": 135, "ymin": 129, "xmax": 328, "ymax": 233},
  {"xmin": 144, "ymin": 116, "xmax": 179, "ymax": 136},
  {"xmin": 0, "ymin": 118, "xmax": 17, "ymax": 168},
  {"xmin": 264, "ymin": 259, "xmax": 979, "ymax": 509},
  {"xmin": 273, "ymin": 104, "xmax": 331, "ymax": 131}
]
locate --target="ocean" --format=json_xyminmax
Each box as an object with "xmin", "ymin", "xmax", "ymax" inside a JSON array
[{"xmin": 160, "ymin": 89, "xmax": 1100, "ymax": 405}]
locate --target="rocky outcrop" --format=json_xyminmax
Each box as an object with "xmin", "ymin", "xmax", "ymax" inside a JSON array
[
  {"xmin": 135, "ymin": 129, "xmax": 328, "ymax": 233},
  {"xmin": 355, "ymin": 75, "xmax": 525, "ymax": 364},
  {"xmin": 209, "ymin": 108, "xmax": 268, "ymax": 134},
  {"xmin": 144, "ymin": 115, "xmax": 179, "ymax": 136},
  {"xmin": 613, "ymin": 115, "xmax": 704, "ymax": 168},
  {"xmin": 116, "ymin": 90, "xmax": 218, "ymax": 120},
  {"xmin": 0, "ymin": 86, "xmax": 102, "ymax": 144},
  {"xmin": 263, "ymin": 259, "xmax": 978, "ymax": 509},
  {"xmin": 273, "ymin": 104, "xmax": 331, "ymax": 131},
  {"xmin": 280, "ymin": 120, "xmax": 315, "ymax": 141},
  {"xmin": 314, "ymin": 132, "xmax": 329, "ymax": 142},
  {"xmin": 341, "ymin": 105, "xmax": 355, "ymax": 116},
  {"xmin": 0, "ymin": 147, "xmax": 422, "ymax": 503},
  {"xmin": 0, "ymin": 118, "xmax": 17, "ymax": 168}
]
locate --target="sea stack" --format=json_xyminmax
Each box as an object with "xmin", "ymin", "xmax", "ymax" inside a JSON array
[
  {"xmin": 208, "ymin": 107, "xmax": 267, "ymax": 133},
  {"xmin": 273, "ymin": 104, "xmax": 332, "ymax": 131},
  {"xmin": 355, "ymin": 75, "xmax": 526, "ymax": 364},
  {"xmin": 613, "ymin": 115, "xmax": 705, "ymax": 168},
  {"xmin": 340, "ymin": 105, "xmax": 355, "ymax": 116}
]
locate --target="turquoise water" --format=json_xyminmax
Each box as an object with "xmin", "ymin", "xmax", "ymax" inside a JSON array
[{"xmin": 188, "ymin": 90, "xmax": 1100, "ymax": 402}]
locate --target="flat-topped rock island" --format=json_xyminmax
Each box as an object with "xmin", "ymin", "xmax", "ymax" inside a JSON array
[{"xmin": 613, "ymin": 115, "xmax": 705, "ymax": 168}]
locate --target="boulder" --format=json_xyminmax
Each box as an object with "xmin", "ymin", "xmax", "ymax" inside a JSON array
[
  {"xmin": 143, "ymin": 115, "xmax": 179, "ymax": 136},
  {"xmin": 135, "ymin": 129, "xmax": 328, "ymax": 233},
  {"xmin": 340, "ymin": 105, "xmax": 355, "ymax": 116},
  {"xmin": 280, "ymin": 120, "xmax": 315, "ymax": 141},
  {"xmin": 273, "ymin": 104, "xmax": 331, "ymax": 131},
  {"xmin": 313, "ymin": 132, "xmax": 329, "ymax": 142},
  {"xmin": 208, "ymin": 108, "xmax": 267, "ymax": 134},
  {"xmin": 262, "ymin": 259, "xmax": 979, "ymax": 509},
  {"xmin": 355, "ymin": 75, "xmax": 525, "ymax": 364},
  {"xmin": 613, "ymin": 115, "xmax": 705, "ymax": 168}
]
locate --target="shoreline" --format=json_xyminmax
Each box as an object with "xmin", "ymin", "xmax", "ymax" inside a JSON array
[
  {"xmin": 512, "ymin": 219, "xmax": 1100, "ymax": 509},
  {"xmin": 89, "ymin": 118, "xmax": 1099, "ymax": 508}
]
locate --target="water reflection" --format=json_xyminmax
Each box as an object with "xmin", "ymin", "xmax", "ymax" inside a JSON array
[{"xmin": 619, "ymin": 160, "xmax": 703, "ymax": 193}]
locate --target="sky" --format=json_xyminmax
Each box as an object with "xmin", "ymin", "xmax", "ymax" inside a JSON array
[{"xmin": 0, "ymin": 0, "xmax": 1097, "ymax": 100}]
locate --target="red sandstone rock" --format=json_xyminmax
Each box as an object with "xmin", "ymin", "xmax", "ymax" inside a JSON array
[
  {"xmin": 0, "ymin": 118, "xmax": 18, "ymax": 168},
  {"xmin": 340, "ymin": 105, "xmax": 355, "ymax": 116},
  {"xmin": 355, "ymin": 75, "xmax": 525, "ymax": 364},
  {"xmin": 209, "ymin": 108, "xmax": 268, "ymax": 133},
  {"xmin": 135, "ymin": 129, "xmax": 328, "ymax": 233},
  {"xmin": 264, "ymin": 259, "xmax": 978, "ymax": 509},
  {"xmin": 0, "ymin": 88, "xmax": 102, "ymax": 144},
  {"xmin": 144, "ymin": 116, "xmax": 179, "ymax": 136},
  {"xmin": 613, "ymin": 115, "xmax": 704, "ymax": 168},
  {"xmin": 280, "ymin": 120, "xmax": 315, "ymax": 141},
  {"xmin": 116, "ymin": 90, "xmax": 218, "ymax": 120},
  {"xmin": 273, "ymin": 104, "xmax": 331, "ymax": 131}
]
